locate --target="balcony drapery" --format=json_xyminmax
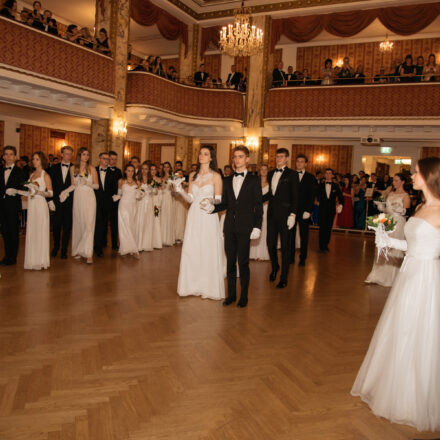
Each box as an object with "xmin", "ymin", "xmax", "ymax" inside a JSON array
[
  {"xmin": 271, "ymin": 2, "xmax": 440, "ymax": 51},
  {"xmin": 200, "ymin": 26, "xmax": 221, "ymax": 57}
]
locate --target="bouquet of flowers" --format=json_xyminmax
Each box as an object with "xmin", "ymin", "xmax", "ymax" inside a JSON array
[
  {"xmin": 367, "ymin": 213, "xmax": 397, "ymax": 261},
  {"xmin": 169, "ymin": 172, "xmax": 185, "ymax": 191},
  {"xmin": 154, "ymin": 206, "xmax": 159, "ymax": 217},
  {"xmin": 135, "ymin": 186, "xmax": 145, "ymax": 200},
  {"xmin": 150, "ymin": 180, "xmax": 162, "ymax": 189},
  {"xmin": 23, "ymin": 179, "xmax": 39, "ymax": 198}
]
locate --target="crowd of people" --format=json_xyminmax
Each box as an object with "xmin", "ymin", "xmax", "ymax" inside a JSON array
[
  {"xmin": 0, "ymin": 0, "xmax": 112, "ymax": 56},
  {"xmin": 272, "ymin": 54, "xmax": 440, "ymax": 87}
]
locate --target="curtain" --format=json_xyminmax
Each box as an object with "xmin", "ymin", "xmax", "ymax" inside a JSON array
[
  {"xmin": 271, "ymin": 2, "xmax": 440, "ymax": 51},
  {"xmin": 200, "ymin": 26, "xmax": 221, "ymax": 57},
  {"xmin": 131, "ymin": 0, "xmax": 188, "ymax": 54}
]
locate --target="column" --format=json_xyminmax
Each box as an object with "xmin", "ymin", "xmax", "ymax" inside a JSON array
[
  {"xmin": 179, "ymin": 24, "xmax": 200, "ymax": 82},
  {"xmin": 175, "ymin": 136, "xmax": 189, "ymax": 169}
]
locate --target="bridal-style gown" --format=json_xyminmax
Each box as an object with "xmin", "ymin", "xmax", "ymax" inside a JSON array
[
  {"xmin": 174, "ymin": 193, "xmax": 188, "ymax": 242},
  {"xmin": 352, "ymin": 217, "xmax": 440, "ymax": 431},
  {"xmin": 177, "ymin": 173, "xmax": 225, "ymax": 300},
  {"xmin": 118, "ymin": 183, "xmax": 138, "ymax": 256},
  {"xmin": 72, "ymin": 174, "xmax": 96, "ymax": 259},
  {"xmin": 24, "ymin": 172, "xmax": 50, "ymax": 270},
  {"xmin": 160, "ymin": 181, "xmax": 175, "ymax": 246},
  {"xmin": 136, "ymin": 183, "xmax": 154, "ymax": 252},
  {"xmin": 250, "ymin": 185, "xmax": 270, "ymax": 260},
  {"xmin": 152, "ymin": 187, "xmax": 162, "ymax": 249},
  {"xmin": 365, "ymin": 192, "xmax": 406, "ymax": 287}
]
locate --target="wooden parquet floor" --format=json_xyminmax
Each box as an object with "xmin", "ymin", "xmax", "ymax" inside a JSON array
[{"xmin": 1, "ymin": 231, "xmax": 439, "ymax": 440}]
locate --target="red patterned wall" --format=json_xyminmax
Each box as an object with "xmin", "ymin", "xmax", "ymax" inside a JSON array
[
  {"xmin": 0, "ymin": 18, "xmax": 114, "ymax": 95},
  {"xmin": 265, "ymin": 84, "xmax": 440, "ymax": 119},
  {"xmin": 203, "ymin": 54, "xmax": 221, "ymax": 81},
  {"xmin": 421, "ymin": 147, "xmax": 440, "ymax": 159},
  {"xmin": 127, "ymin": 72, "xmax": 244, "ymax": 120},
  {"xmin": 296, "ymin": 38, "xmax": 440, "ymax": 83},
  {"xmin": 124, "ymin": 140, "xmax": 142, "ymax": 164},
  {"xmin": 0, "ymin": 121, "xmax": 4, "ymax": 150},
  {"xmin": 162, "ymin": 58, "xmax": 179, "ymax": 75}
]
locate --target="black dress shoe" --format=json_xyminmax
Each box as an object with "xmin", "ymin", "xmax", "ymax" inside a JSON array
[
  {"xmin": 112, "ymin": 246, "xmax": 119, "ymax": 251},
  {"xmin": 324, "ymin": 247, "xmax": 330, "ymax": 252},
  {"xmin": 51, "ymin": 249, "xmax": 58, "ymax": 258},
  {"xmin": 276, "ymin": 280, "xmax": 287, "ymax": 289},
  {"xmin": 61, "ymin": 252, "xmax": 68, "ymax": 259},
  {"xmin": 0, "ymin": 258, "xmax": 8, "ymax": 266},
  {"xmin": 237, "ymin": 300, "xmax": 247, "ymax": 308},
  {"xmin": 223, "ymin": 297, "xmax": 236, "ymax": 306},
  {"xmin": 269, "ymin": 267, "xmax": 279, "ymax": 282},
  {"xmin": 96, "ymin": 250, "xmax": 103, "ymax": 258},
  {"xmin": 4, "ymin": 260, "xmax": 16, "ymax": 266},
  {"xmin": 299, "ymin": 259, "xmax": 306, "ymax": 266}
]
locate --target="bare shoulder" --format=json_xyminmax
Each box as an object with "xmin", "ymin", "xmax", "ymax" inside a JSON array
[
  {"xmin": 211, "ymin": 171, "xmax": 222, "ymax": 181},
  {"xmin": 416, "ymin": 206, "xmax": 440, "ymax": 230}
]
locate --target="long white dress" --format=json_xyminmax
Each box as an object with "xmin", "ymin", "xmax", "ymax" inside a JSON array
[
  {"xmin": 160, "ymin": 180, "xmax": 175, "ymax": 246},
  {"xmin": 174, "ymin": 192, "xmax": 188, "ymax": 242},
  {"xmin": 24, "ymin": 172, "xmax": 50, "ymax": 270},
  {"xmin": 177, "ymin": 174, "xmax": 225, "ymax": 300},
  {"xmin": 352, "ymin": 217, "xmax": 440, "ymax": 431},
  {"xmin": 136, "ymin": 183, "xmax": 154, "ymax": 252},
  {"xmin": 250, "ymin": 185, "xmax": 270, "ymax": 260},
  {"xmin": 118, "ymin": 183, "xmax": 138, "ymax": 256},
  {"xmin": 365, "ymin": 192, "xmax": 407, "ymax": 287},
  {"xmin": 152, "ymin": 187, "xmax": 162, "ymax": 249},
  {"xmin": 72, "ymin": 174, "xmax": 96, "ymax": 259}
]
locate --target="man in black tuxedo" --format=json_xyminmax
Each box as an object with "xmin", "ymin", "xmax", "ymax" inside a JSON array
[
  {"xmin": 226, "ymin": 64, "xmax": 243, "ymax": 90},
  {"xmin": 94, "ymin": 152, "xmax": 118, "ymax": 257},
  {"xmin": 272, "ymin": 61, "xmax": 286, "ymax": 87},
  {"xmin": 0, "ymin": 146, "xmax": 24, "ymax": 265},
  {"xmin": 367, "ymin": 173, "xmax": 385, "ymax": 216},
  {"xmin": 208, "ymin": 146, "xmax": 263, "ymax": 308},
  {"xmin": 264, "ymin": 148, "xmax": 299, "ymax": 288},
  {"xmin": 317, "ymin": 168, "xmax": 344, "ymax": 252},
  {"xmin": 108, "ymin": 151, "xmax": 122, "ymax": 250},
  {"xmin": 48, "ymin": 145, "xmax": 74, "ymax": 259},
  {"xmin": 285, "ymin": 65, "xmax": 297, "ymax": 86},
  {"xmin": 291, "ymin": 154, "xmax": 317, "ymax": 266},
  {"xmin": 194, "ymin": 63, "xmax": 209, "ymax": 87}
]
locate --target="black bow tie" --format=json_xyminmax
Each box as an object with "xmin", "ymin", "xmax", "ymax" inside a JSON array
[
  {"xmin": 326, "ymin": 182, "xmax": 332, "ymax": 185},
  {"xmin": 234, "ymin": 172, "xmax": 244, "ymax": 177},
  {"xmin": 100, "ymin": 168, "xmax": 108, "ymax": 172},
  {"xmin": 61, "ymin": 163, "xmax": 69, "ymax": 167},
  {"xmin": 297, "ymin": 170, "xmax": 304, "ymax": 174},
  {"xmin": 5, "ymin": 166, "xmax": 12, "ymax": 170},
  {"xmin": 109, "ymin": 167, "xmax": 115, "ymax": 171},
  {"xmin": 275, "ymin": 168, "xmax": 284, "ymax": 173}
]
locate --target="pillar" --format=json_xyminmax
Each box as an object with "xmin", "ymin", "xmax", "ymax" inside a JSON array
[{"xmin": 179, "ymin": 24, "xmax": 201, "ymax": 82}]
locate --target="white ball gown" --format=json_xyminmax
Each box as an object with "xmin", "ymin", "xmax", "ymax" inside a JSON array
[
  {"xmin": 352, "ymin": 217, "xmax": 440, "ymax": 431},
  {"xmin": 160, "ymin": 180, "xmax": 175, "ymax": 246},
  {"xmin": 135, "ymin": 183, "xmax": 154, "ymax": 252},
  {"xmin": 250, "ymin": 185, "xmax": 270, "ymax": 260},
  {"xmin": 118, "ymin": 183, "xmax": 138, "ymax": 256},
  {"xmin": 24, "ymin": 172, "xmax": 50, "ymax": 270},
  {"xmin": 365, "ymin": 192, "xmax": 407, "ymax": 287},
  {"xmin": 72, "ymin": 174, "xmax": 96, "ymax": 259},
  {"xmin": 152, "ymin": 187, "xmax": 162, "ymax": 249},
  {"xmin": 174, "ymin": 192, "xmax": 188, "ymax": 242},
  {"xmin": 177, "ymin": 173, "xmax": 225, "ymax": 300}
]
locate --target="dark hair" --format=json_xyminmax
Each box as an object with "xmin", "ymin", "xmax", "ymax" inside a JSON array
[
  {"xmin": 324, "ymin": 58, "xmax": 332, "ymax": 68},
  {"xmin": 342, "ymin": 173, "xmax": 352, "ymax": 188},
  {"xmin": 130, "ymin": 156, "xmax": 140, "ymax": 162},
  {"xmin": 404, "ymin": 54, "xmax": 413, "ymax": 65},
  {"xmin": 33, "ymin": 0, "xmax": 41, "ymax": 6},
  {"xmin": 276, "ymin": 148, "xmax": 289, "ymax": 157},
  {"xmin": 325, "ymin": 168, "xmax": 333, "ymax": 173},
  {"xmin": 31, "ymin": 151, "xmax": 48, "ymax": 170},
  {"xmin": 123, "ymin": 163, "xmax": 135, "ymax": 179},
  {"xmin": 99, "ymin": 151, "xmax": 109, "ymax": 158},
  {"xmin": 428, "ymin": 53, "xmax": 437, "ymax": 66},
  {"xmin": 224, "ymin": 164, "xmax": 232, "ymax": 170},
  {"xmin": 392, "ymin": 172, "xmax": 408, "ymax": 192},
  {"xmin": 418, "ymin": 157, "xmax": 440, "ymax": 200},
  {"xmin": 20, "ymin": 155, "xmax": 29, "ymax": 163},
  {"xmin": 61, "ymin": 145, "xmax": 73, "ymax": 153},
  {"xmin": 74, "ymin": 147, "xmax": 90, "ymax": 176},
  {"xmin": 99, "ymin": 28, "xmax": 108, "ymax": 36},
  {"xmin": 108, "ymin": 150, "xmax": 117, "ymax": 157},
  {"xmin": 175, "ymin": 160, "xmax": 183, "ymax": 166},
  {"xmin": 148, "ymin": 163, "xmax": 157, "ymax": 183},
  {"xmin": 233, "ymin": 145, "xmax": 250, "ymax": 157},
  {"xmin": 3, "ymin": 145, "xmax": 17, "ymax": 155},
  {"xmin": 138, "ymin": 161, "xmax": 150, "ymax": 184},
  {"xmin": 296, "ymin": 153, "xmax": 308, "ymax": 163},
  {"xmin": 4, "ymin": 0, "xmax": 15, "ymax": 8},
  {"xmin": 162, "ymin": 161, "xmax": 173, "ymax": 176},
  {"xmin": 67, "ymin": 24, "xmax": 78, "ymax": 34},
  {"xmin": 192, "ymin": 146, "xmax": 219, "ymax": 181}
]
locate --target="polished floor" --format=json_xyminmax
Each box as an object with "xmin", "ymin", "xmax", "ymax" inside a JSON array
[{"xmin": 0, "ymin": 231, "xmax": 439, "ymax": 440}]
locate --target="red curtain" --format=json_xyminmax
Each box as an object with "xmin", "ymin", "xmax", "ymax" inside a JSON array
[
  {"xmin": 200, "ymin": 26, "xmax": 221, "ymax": 57},
  {"xmin": 271, "ymin": 2, "xmax": 440, "ymax": 52},
  {"xmin": 131, "ymin": 0, "xmax": 188, "ymax": 54}
]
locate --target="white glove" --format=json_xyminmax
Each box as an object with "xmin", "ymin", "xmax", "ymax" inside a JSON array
[
  {"xmin": 200, "ymin": 198, "xmax": 214, "ymax": 213},
  {"xmin": 113, "ymin": 188, "xmax": 122, "ymax": 202},
  {"xmin": 5, "ymin": 188, "xmax": 18, "ymax": 196},
  {"xmin": 172, "ymin": 177, "xmax": 185, "ymax": 192},
  {"xmin": 36, "ymin": 190, "xmax": 53, "ymax": 198},
  {"xmin": 390, "ymin": 201, "xmax": 406, "ymax": 216},
  {"xmin": 302, "ymin": 212, "xmax": 311, "ymax": 220},
  {"xmin": 24, "ymin": 183, "xmax": 37, "ymax": 196},
  {"xmin": 250, "ymin": 228, "xmax": 261, "ymax": 240},
  {"xmin": 135, "ymin": 190, "xmax": 145, "ymax": 201},
  {"xmin": 337, "ymin": 205, "xmax": 343, "ymax": 214},
  {"xmin": 179, "ymin": 191, "xmax": 194, "ymax": 204},
  {"xmin": 375, "ymin": 227, "xmax": 408, "ymax": 251},
  {"xmin": 287, "ymin": 214, "xmax": 296, "ymax": 230},
  {"xmin": 374, "ymin": 201, "xmax": 386, "ymax": 212},
  {"xmin": 48, "ymin": 200, "xmax": 56, "ymax": 211}
]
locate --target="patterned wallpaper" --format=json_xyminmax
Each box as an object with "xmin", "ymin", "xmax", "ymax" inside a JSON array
[
  {"xmin": 296, "ymin": 37, "xmax": 440, "ymax": 83},
  {"xmin": 421, "ymin": 147, "xmax": 440, "ymax": 159},
  {"xmin": 202, "ymin": 54, "xmax": 221, "ymax": 81},
  {"xmin": 0, "ymin": 121, "xmax": 4, "ymax": 150},
  {"xmin": 148, "ymin": 143, "xmax": 176, "ymax": 166},
  {"xmin": 124, "ymin": 140, "xmax": 142, "ymax": 164}
]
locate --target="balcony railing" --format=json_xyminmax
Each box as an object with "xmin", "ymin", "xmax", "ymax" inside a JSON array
[
  {"xmin": 0, "ymin": 17, "xmax": 114, "ymax": 96},
  {"xmin": 126, "ymin": 72, "xmax": 244, "ymax": 121},
  {"xmin": 265, "ymin": 83, "xmax": 440, "ymax": 120}
]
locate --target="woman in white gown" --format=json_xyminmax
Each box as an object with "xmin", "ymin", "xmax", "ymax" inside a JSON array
[
  {"xmin": 115, "ymin": 164, "xmax": 139, "ymax": 258},
  {"xmin": 149, "ymin": 164, "xmax": 162, "ymax": 249},
  {"xmin": 60, "ymin": 147, "xmax": 98, "ymax": 264},
  {"xmin": 365, "ymin": 173, "xmax": 410, "ymax": 287},
  {"xmin": 174, "ymin": 170, "xmax": 188, "ymax": 243},
  {"xmin": 176, "ymin": 146, "xmax": 225, "ymax": 300},
  {"xmin": 352, "ymin": 157, "xmax": 440, "ymax": 432},
  {"xmin": 250, "ymin": 164, "xmax": 270, "ymax": 261},
  {"xmin": 160, "ymin": 162, "xmax": 175, "ymax": 246},
  {"xmin": 136, "ymin": 162, "xmax": 154, "ymax": 252}
]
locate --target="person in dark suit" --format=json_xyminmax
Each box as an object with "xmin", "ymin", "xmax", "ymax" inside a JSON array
[
  {"xmin": 285, "ymin": 66, "xmax": 297, "ymax": 86},
  {"xmin": 108, "ymin": 151, "xmax": 122, "ymax": 250},
  {"xmin": 291, "ymin": 154, "xmax": 317, "ymax": 266},
  {"xmin": 226, "ymin": 65, "xmax": 243, "ymax": 90},
  {"xmin": 20, "ymin": 155, "xmax": 31, "ymax": 180},
  {"xmin": 272, "ymin": 61, "xmax": 286, "ymax": 87},
  {"xmin": 48, "ymin": 145, "xmax": 74, "ymax": 259},
  {"xmin": 367, "ymin": 173, "xmax": 385, "ymax": 216},
  {"xmin": 264, "ymin": 148, "xmax": 299, "ymax": 288},
  {"xmin": 0, "ymin": 146, "xmax": 24, "ymax": 265},
  {"xmin": 208, "ymin": 145, "xmax": 263, "ymax": 308},
  {"xmin": 194, "ymin": 63, "xmax": 209, "ymax": 87},
  {"xmin": 317, "ymin": 168, "xmax": 344, "ymax": 252}
]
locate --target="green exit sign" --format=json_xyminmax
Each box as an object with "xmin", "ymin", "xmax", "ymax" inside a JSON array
[{"xmin": 381, "ymin": 147, "xmax": 392, "ymax": 154}]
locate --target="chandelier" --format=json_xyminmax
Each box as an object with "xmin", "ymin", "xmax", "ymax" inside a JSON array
[
  {"xmin": 231, "ymin": 136, "xmax": 259, "ymax": 152},
  {"xmin": 379, "ymin": 35, "xmax": 394, "ymax": 53},
  {"xmin": 219, "ymin": 1, "xmax": 264, "ymax": 57}
]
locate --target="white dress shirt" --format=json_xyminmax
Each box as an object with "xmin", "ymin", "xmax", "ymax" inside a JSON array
[
  {"xmin": 61, "ymin": 162, "xmax": 70, "ymax": 183},
  {"xmin": 233, "ymin": 169, "xmax": 247, "ymax": 199},
  {"xmin": 325, "ymin": 181, "xmax": 332, "ymax": 198},
  {"xmin": 297, "ymin": 170, "xmax": 305, "ymax": 182},
  {"xmin": 271, "ymin": 166, "xmax": 285, "ymax": 195},
  {"xmin": 4, "ymin": 163, "xmax": 14, "ymax": 185}
]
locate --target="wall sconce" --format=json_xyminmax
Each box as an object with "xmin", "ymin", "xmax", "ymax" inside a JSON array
[
  {"xmin": 113, "ymin": 118, "xmax": 127, "ymax": 138},
  {"xmin": 245, "ymin": 136, "xmax": 259, "ymax": 152},
  {"xmin": 316, "ymin": 154, "xmax": 325, "ymax": 163},
  {"xmin": 336, "ymin": 58, "xmax": 344, "ymax": 67}
]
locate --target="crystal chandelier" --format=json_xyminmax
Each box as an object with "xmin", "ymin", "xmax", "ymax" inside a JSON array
[
  {"xmin": 219, "ymin": 1, "xmax": 264, "ymax": 57},
  {"xmin": 379, "ymin": 35, "xmax": 394, "ymax": 53}
]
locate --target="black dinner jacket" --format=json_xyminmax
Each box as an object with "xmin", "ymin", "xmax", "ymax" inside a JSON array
[
  {"xmin": 49, "ymin": 163, "xmax": 73, "ymax": 206},
  {"xmin": 0, "ymin": 164, "xmax": 24, "ymax": 210},
  {"xmin": 226, "ymin": 72, "xmax": 243, "ymax": 89},
  {"xmin": 109, "ymin": 166, "xmax": 122, "ymax": 182},
  {"xmin": 214, "ymin": 173, "xmax": 263, "ymax": 235},
  {"xmin": 297, "ymin": 171, "xmax": 317, "ymax": 215},
  {"xmin": 272, "ymin": 68, "xmax": 286, "ymax": 87},
  {"xmin": 264, "ymin": 167, "xmax": 299, "ymax": 219},
  {"xmin": 95, "ymin": 166, "xmax": 118, "ymax": 206},
  {"xmin": 317, "ymin": 181, "xmax": 344, "ymax": 216},
  {"xmin": 194, "ymin": 71, "xmax": 208, "ymax": 86}
]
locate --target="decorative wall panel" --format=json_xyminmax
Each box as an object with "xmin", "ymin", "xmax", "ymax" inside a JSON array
[{"xmin": 421, "ymin": 147, "xmax": 440, "ymax": 159}]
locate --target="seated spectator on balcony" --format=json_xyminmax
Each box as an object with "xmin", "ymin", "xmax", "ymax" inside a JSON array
[
  {"xmin": 338, "ymin": 57, "xmax": 354, "ymax": 84},
  {"xmin": 238, "ymin": 67, "xmax": 247, "ymax": 92},
  {"xmin": 19, "ymin": 9, "xmax": 29, "ymax": 23},
  {"xmin": 131, "ymin": 59, "xmax": 146, "ymax": 71},
  {"xmin": 321, "ymin": 59, "xmax": 334, "ymax": 85},
  {"xmin": 226, "ymin": 64, "xmax": 243, "ymax": 90},
  {"xmin": 0, "ymin": 0, "xmax": 17, "ymax": 20},
  {"xmin": 285, "ymin": 66, "xmax": 296, "ymax": 86},
  {"xmin": 183, "ymin": 75, "xmax": 194, "ymax": 86},
  {"xmin": 30, "ymin": 0, "xmax": 45, "ymax": 30},
  {"xmin": 153, "ymin": 56, "xmax": 165, "ymax": 77},
  {"xmin": 65, "ymin": 24, "xmax": 80, "ymax": 43},
  {"xmin": 353, "ymin": 65, "xmax": 365, "ymax": 84},
  {"xmin": 400, "ymin": 54, "xmax": 416, "ymax": 83},
  {"xmin": 42, "ymin": 9, "xmax": 58, "ymax": 36},
  {"xmin": 272, "ymin": 61, "xmax": 286, "ymax": 87},
  {"xmin": 415, "ymin": 56, "xmax": 424, "ymax": 82},
  {"xmin": 95, "ymin": 28, "xmax": 112, "ymax": 56},
  {"xmin": 166, "ymin": 66, "xmax": 174, "ymax": 80},
  {"xmin": 171, "ymin": 69, "xmax": 179, "ymax": 82},
  {"xmin": 423, "ymin": 53, "xmax": 439, "ymax": 82},
  {"xmin": 79, "ymin": 27, "xmax": 94, "ymax": 48},
  {"xmin": 374, "ymin": 66, "xmax": 388, "ymax": 84},
  {"xmin": 194, "ymin": 63, "xmax": 209, "ymax": 87},
  {"xmin": 211, "ymin": 77, "xmax": 223, "ymax": 88}
]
